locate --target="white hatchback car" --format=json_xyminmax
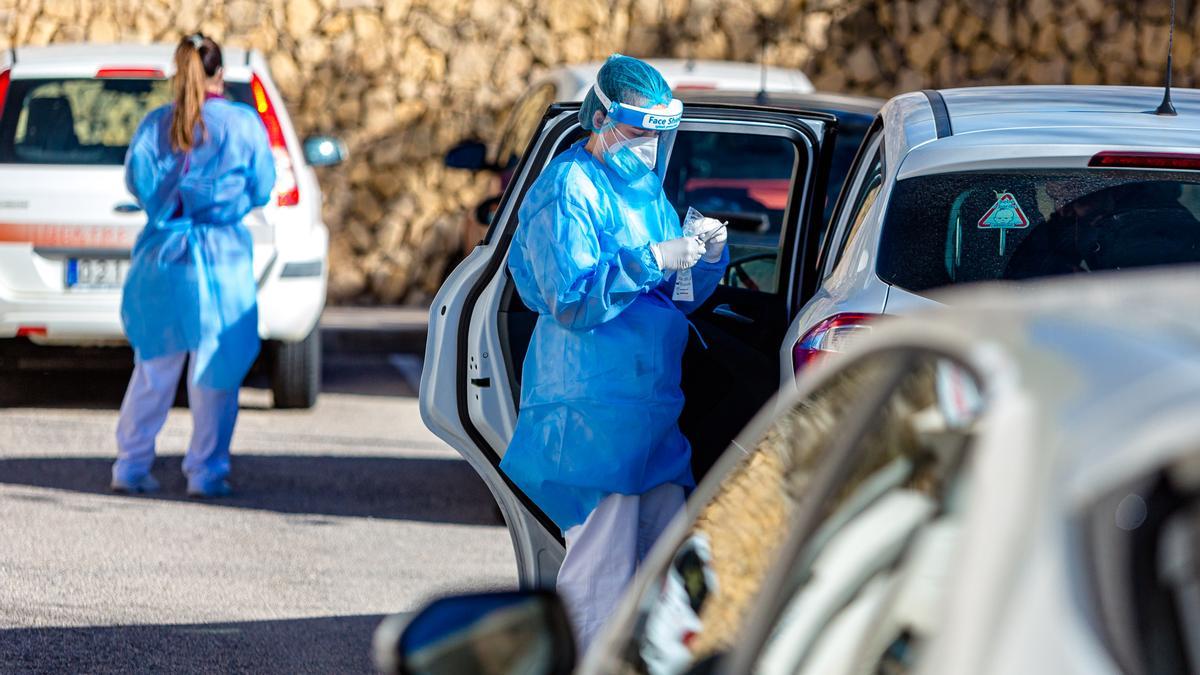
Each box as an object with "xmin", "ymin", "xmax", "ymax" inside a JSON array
[
  {"xmin": 391, "ymin": 270, "xmax": 1200, "ymax": 675},
  {"xmin": 0, "ymin": 44, "xmax": 344, "ymax": 407},
  {"xmin": 784, "ymin": 85, "xmax": 1200, "ymax": 393}
]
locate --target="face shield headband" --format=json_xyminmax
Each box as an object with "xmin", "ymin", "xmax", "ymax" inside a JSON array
[{"xmin": 591, "ymin": 84, "xmax": 683, "ymax": 132}]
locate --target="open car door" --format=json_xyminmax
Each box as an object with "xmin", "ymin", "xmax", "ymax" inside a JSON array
[{"xmin": 421, "ymin": 103, "xmax": 837, "ymax": 589}]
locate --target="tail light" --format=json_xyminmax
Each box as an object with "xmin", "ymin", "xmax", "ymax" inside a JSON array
[
  {"xmin": 0, "ymin": 69, "xmax": 10, "ymax": 120},
  {"xmin": 792, "ymin": 312, "xmax": 879, "ymax": 373},
  {"xmin": 1089, "ymin": 151, "xmax": 1200, "ymax": 171},
  {"xmin": 95, "ymin": 67, "xmax": 165, "ymax": 79},
  {"xmin": 250, "ymin": 74, "xmax": 299, "ymax": 207}
]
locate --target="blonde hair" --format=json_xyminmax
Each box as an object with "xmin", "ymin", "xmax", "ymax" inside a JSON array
[{"xmin": 169, "ymin": 34, "xmax": 219, "ymax": 152}]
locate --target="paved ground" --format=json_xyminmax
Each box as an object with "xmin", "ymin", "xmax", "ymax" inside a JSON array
[{"xmin": 0, "ymin": 315, "xmax": 517, "ymax": 674}]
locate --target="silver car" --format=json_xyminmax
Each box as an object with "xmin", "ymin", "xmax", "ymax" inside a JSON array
[
  {"xmin": 387, "ymin": 269, "xmax": 1200, "ymax": 675},
  {"xmin": 783, "ymin": 85, "xmax": 1200, "ymax": 394}
]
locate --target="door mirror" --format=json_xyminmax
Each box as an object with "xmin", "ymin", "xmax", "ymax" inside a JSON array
[
  {"xmin": 303, "ymin": 136, "xmax": 348, "ymax": 167},
  {"xmin": 475, "ymin": 195, "xmax": 503, "ymax": 227},
  {"xmin": 374, "ymin": 590, "xmax": 576, "ymax": 675},
  {"xmin": 445, "ymin": 140, "xmax": 493, "ymax": 171}
]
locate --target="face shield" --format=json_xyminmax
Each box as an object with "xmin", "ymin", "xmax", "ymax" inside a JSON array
[{"xmin": 592, "ymin": 83, "xmax": 682, "ymax": 185}]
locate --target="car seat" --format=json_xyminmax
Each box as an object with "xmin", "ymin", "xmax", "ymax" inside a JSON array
[{"xmin": 22, "ymin": 97, "xmax": 80, "ymax": 152}]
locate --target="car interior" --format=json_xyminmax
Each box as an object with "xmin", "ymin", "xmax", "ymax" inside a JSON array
[{"xmin": 495, "ymin": 119, "xmax": 813, "ymax": 487}]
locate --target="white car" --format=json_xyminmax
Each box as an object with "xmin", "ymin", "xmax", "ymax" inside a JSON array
[
  {"xmin": 783, "ymin": 85, "xmax": 1200, "ymax": 393},
  {"xmin": 388, "ymin": 269, "xmax": 1200, "ymax": 675},
  {"xmin": 0, "ymin": 44, "xmax": 344, "ymax": 407}
]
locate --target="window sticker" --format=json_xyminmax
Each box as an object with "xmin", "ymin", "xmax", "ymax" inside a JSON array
[{"xmin": 977, "ymin": 191, "xmax": 1029, "ymax": 254}]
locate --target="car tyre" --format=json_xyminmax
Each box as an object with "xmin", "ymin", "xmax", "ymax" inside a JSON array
[{"xmin": 271, "ymin": 328, "xmax": 321, "ymax": 409}]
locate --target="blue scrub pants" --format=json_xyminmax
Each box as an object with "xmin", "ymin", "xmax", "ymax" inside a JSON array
[{"xmin": 112, "ymin": 352, "xmax": 240, "ymax": 492}]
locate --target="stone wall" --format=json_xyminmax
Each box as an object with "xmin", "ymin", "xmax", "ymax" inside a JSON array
[{"xmin": 1, "ymin": 0, "xmax": 1197, "ymax": 303}]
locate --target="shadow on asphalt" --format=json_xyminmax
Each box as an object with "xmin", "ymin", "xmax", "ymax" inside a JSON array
[
  {"xmin": 0, "ymin": 454, "xmax": 505, "ymax": 527},
  {"xmin": 0, "ymin": 614, "xmax": 385, "ymax": 674},
  {"xmin": 0, "ymin": 351, "xmax": 418, "ymax": 410}
]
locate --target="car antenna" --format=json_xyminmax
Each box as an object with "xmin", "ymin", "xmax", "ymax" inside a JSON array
[
  {"xmin": 1155, "ymin": 0, "xmax": 1178, "ymax": 116},
  {"xmin": 756, "ymin": 16, "xmax": 769, "ymax": 106}
]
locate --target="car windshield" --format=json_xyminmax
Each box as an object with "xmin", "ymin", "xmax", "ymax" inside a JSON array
[
  {"xmin": 876, "ymin": 169, "xmax": 1200, "ymax": 292},
  {"xmin": 0, "ymin": 78, "xmax": 255, "ymax": 166}
]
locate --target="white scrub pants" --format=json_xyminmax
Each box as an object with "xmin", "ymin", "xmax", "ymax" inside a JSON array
[
  {"xmin": 557, "ymin": 482, "xmax": 685, "ymax": 652},
  {"xmin": 112, "ymin": 352, "xmax": 240, "ymax": 491}
]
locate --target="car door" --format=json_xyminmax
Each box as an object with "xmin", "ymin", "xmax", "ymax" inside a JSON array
[{"xmin": 420, "ymin": 103, "xmax": 836, "ymax": 590}]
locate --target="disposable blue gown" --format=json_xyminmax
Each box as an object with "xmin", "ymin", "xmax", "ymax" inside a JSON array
[
  {"xmin": 121, "ymin": 98, "xmax": 275, "ymax": 390},
  {"xmin": 503, "ymin": 141, "xmax": 729, "ymax": 531}
]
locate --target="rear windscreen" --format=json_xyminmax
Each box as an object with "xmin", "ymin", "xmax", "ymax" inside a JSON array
[
  {"xmin": 0, "ymin": 78, "xmax": 254, "ymax": 166},
  {"xmin": 876, "ymin": 169, "xmax": 1200, "ymax": 292}
]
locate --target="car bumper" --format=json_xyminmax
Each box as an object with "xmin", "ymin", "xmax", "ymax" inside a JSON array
[{"xmin": 0, "ymin": 223, "xmax": 329, "ymax": 346}]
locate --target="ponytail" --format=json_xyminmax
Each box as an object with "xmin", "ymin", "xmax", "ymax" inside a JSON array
[{"xmin": 170, "ymin": 34, "xmax": 222, "ymax": 152}]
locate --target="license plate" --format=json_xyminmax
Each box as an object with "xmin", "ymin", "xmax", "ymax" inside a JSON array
[{"xmin": 66, "ymin": 258, "xmax": 130, "ymax": 289}]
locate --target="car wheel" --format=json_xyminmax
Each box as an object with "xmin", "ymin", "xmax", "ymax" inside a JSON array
[{"xmin": 271, "ymin": 328, "xmax": 321, "ymax": 409}]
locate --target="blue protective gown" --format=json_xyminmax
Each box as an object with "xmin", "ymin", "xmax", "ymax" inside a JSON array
[
  {"xmin": 121, "ymin": 98, "xmax": 275, "ymax": 391},
  {"xmin": 503, "ymin": 141, "xmax": 729, "ymax": 531}
]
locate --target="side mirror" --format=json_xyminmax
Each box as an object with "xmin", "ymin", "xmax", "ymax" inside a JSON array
[
  {"xmin": 374, "ymin": 590, "xmax": 576, "ymax": 675},
  {"xmin": 445, "ymin": 140, "xmax": 490, "ymax": 171},
  {"xmin": 475, "ymin": 195, "xmax": 503, "ymax": 227},
  {"xmin": 303, "ymin": 136, "xmax": 348, "ymax": 167}
]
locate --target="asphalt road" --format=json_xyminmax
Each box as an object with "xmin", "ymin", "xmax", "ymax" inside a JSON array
[{"xmin": 0, "ymin": 328, "xmax": 517, "ymax": 674}]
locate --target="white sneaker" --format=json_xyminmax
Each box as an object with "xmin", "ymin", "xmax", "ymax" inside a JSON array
[{"xmin": 111, "ymin": 474, "xmax": 161, "ymax": 494}]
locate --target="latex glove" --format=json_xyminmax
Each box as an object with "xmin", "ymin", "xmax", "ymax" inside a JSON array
[
  {"xmin": 650, "ymin": 235, "xmax": 705, "ymax": 272},
  {"xmin": 696, "ymin": 217, "xmax": 728, "ymax": 262}
]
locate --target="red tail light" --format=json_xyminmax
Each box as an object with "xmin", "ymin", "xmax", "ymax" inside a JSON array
[
  {"xmin": 17, "ymin": 326, "xmax": 47, "ymax": 338},
  {"xmin": 250, "ymin": 74, "xmax": 299, "ymax": 207},
  {"xmin": 792, "ymin": 312, "xmax": 879, "ymax": 373},
  {"xmin": 1089, "ymin": 151, "xmax": 1200, "ymax": 171},
  {"xmin": 0, "ymin": 69, "xmax": 10, "ymax": 120},
  {"xmin": 95, "ymin": 67, "xmax": 165, "ymax": 79}
]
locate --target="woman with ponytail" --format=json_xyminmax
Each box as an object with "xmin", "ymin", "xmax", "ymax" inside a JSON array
[{"xmin": 111, "ymin": 34, "xmax": 275, "ymax": 498}]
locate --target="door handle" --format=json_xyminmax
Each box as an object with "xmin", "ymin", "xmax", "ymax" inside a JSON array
[
  {"xmin": 470, "ymin": 377, "xmax": 491, "ymax": 388},
  {"xmin": 113, "ymin": 202, "xmax": 142, "ymax": 214},
  {"xmin": 713, "ymin": 304, "xmax": 754, "ymax": 324}
]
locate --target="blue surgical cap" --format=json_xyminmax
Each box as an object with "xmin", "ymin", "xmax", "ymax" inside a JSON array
[{"xmin": 579, "ymin": 54, "xmax": 673, "ymax": 132}]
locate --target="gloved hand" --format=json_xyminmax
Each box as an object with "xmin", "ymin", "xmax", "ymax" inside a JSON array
[
  {"xmin": 650, "ymin": 235, "xmax": 705, "ymax": 272},
  {"xmin": 695, "ymin": 217, "xmax": 728, "ymax": 262}
]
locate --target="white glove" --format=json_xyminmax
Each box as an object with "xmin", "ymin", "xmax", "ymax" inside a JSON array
[
  {"xmin": 650, "ymin": 235, "xmax": 705, "ymax": 272},
  {"xmin": 695, "ymin": 217, "xmax": 728, "ymax": 262}
]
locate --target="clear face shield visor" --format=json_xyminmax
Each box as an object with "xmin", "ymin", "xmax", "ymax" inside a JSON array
[{"xmin": 592, "ymin": 84, "xmax": 682, "ymax": 183}]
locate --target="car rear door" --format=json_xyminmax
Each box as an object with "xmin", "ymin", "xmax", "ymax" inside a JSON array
[{"xmin": 420, "ymin": 103, "xmax": 835, "ymax": 589}]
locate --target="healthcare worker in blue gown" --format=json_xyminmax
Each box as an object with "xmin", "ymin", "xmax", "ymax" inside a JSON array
[
  {"xmin": 503, "ymin": 54, "xmax": 729, "ymax": 649},
  {"xmin": 110, "ymin": 34, "xmax": 274, "ymax": 498}
]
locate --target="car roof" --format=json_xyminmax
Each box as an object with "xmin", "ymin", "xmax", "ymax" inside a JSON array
[
  {"xmin": 678, "ymin": 89, "xmax": 884, "ymax": 120},
  {"xmin": 855, "ymin": 268, "xmax": 1200, "ymax": 503},
  {"xmin": 558, "ymin": 58, "xmax": 816, "ymax": 97},
  {"xmin": 5, "ymin": 43, "xmax": 258, "ymax": 81},
  {"xmin": 882, "ymin": 85, "xmax": 1200, "ymax": 176}
]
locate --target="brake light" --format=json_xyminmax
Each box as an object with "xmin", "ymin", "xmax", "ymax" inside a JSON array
[
  {"xmin": 17, "ymin": 326, "xmax": 46, "ymax": 338},
  {"xmin": 95, "ymin": 67, "xmax": 165, "ymax": 79},
  {"xmin": 1089, "ymin": 151, "xmax": 1200, "ymax": 171},
  {"xmin": 250, "ymin": 74, "xmax": 299, "ymax": 207},
  {"xmin": 0, "ymin": 69, "xmax": 10, "ymax": 120},
  {"xmin": 792, "ymin": 313, "xmax": 878, "ymax": 373}
]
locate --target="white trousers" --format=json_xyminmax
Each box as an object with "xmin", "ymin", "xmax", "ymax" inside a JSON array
[
  {"xmin": 112, "ymin": 352, "xmax": 240, "ymax": 491},
  {"xmin": 557, "ymin": 482, "xmax": 685, "ymax": 653}
]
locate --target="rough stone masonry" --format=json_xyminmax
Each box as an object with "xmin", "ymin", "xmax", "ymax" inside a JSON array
[{"xmin": 1, "ymin": 0, "xmax": 1196, "ymax": 303}]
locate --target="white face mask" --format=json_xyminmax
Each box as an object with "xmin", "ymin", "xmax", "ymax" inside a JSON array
[{"xmin": 625, "ymin": 135, "xmax": 658, "ymax": 170}]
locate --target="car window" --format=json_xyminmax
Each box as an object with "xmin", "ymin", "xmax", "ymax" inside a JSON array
[
  {"xmin": 0, "ymin": 78, "xmax": 256, "ymax": 166},
  {"xmin": 600, "ymin": 350, "xmax": 912, "ymax": 675},
  {"xmin": 827, "ymin": 137, "xmax": 884, "ymax": 276},
  {"xmin": 876, "ymin": 170, "xmax": 1200, "ymax": 292},
  {"xmin": 749, "ymin": 357, "xmax": 984, "ymax": 675},
  {"xmin": 496, "ymin": 82, "xmax": 558, "ymax": 171},
  {"xmin": 661, "ymin": 131, "xmax": 800, "ymax": 293}
]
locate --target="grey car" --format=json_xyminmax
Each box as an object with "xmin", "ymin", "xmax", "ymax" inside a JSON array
[
  {"xmin": 783, "ymin": 85, "xmax": 1200, "ymax": 393},
  {"xmin": 389, "ymin": 269, "xmax": 1200, "ymax": 675}
]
